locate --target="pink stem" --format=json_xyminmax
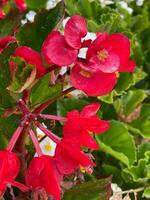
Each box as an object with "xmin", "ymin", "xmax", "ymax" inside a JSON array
[
  {"xmin": 29, "ymin": 129, "xmax": 43, "ymax": 157},
  {"xmin": 35, "ymin": 122, "xmax": 61, "ymax": 144},
  {"xmin": 7, "ymin": 126, "xmax": 24, "ymax": 151},
  {"xmin": 39, "ymin": 114, "xmax": 67, "ymax": 122},
  {"xmin": 18, "ymin": 99, "xmax": 30, "ymax": 115}
]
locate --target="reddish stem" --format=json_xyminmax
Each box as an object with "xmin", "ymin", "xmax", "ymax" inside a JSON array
[
  {"xmin": 39, "ymin": 114, "xmax": 67, "ymax": 122},
  {"xmin": 33, "ymin": 87, "xmax": 75, "ymax": 114},
  {"xmin": 18, "ymin": 99, "xmax": 30, "ymax": 115},
  {"xmin": 7, "ymin": 126, "xmax": 24, "ymax": 152},
  {"xmin": 29, "ymin": 129, "xmax": 43, "ymax": 157},
  {"xmin": 35, "ymin": 122, "xmax": 61, "ymax": 144}
]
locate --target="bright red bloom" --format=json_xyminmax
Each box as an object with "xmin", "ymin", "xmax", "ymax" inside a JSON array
[
  {"xmin": 71, "ymin": 62, "xmax": 117, "ymax": 96},
  {"xmin": 64, "ymin": 15, "xmax": 87, "ymax": 49},
  {"xmin": 0, "ymin": 150, "xmax": 28, "ymax": 196},
  {"xmin": 26, "ymin": 155, "xmax": 60, "ymax": 200},
  {"xmin": 15, "ymin": 0, "xmax": 27, "ymax": 12},
  {"xmin": 63, "ymin": 103, "xmax": 110, "ymax": 149},
  {"xmin": 14, "ymin": 46, "xmax": 46, "ymax": 78},
  {"xmin": 86, "ymin": 33, "xmax": 136, "ymax": 73},
  {"xmin": 0, "ymin": 36, "xmax": 16, "ymax": 53},
  {"xmin": 42, "ymin": 16, "xmax": 87, "ymax": 66},
  {"xmin": 55, "ymin": 137, "xmax": 95, "ymax": 175}
]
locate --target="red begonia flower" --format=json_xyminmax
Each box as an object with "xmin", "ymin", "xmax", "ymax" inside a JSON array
[
  {"xmin": 86, "ymin": 33, "xmax": 135, "ymax": 73},
  {"xmin": 55, "ymin": 138, "xmax": 95, "ymax": 175},
  {"xmin": 14, "ymin": 46, "xmax": 46, "ymax": 78},
  {"xmin": 63, "ymin": 103, "xmax": 110, "ymax": 149},
  {"xmin": 64, "ymin": 15, "xmax": 87, "ymax": 49},
  {"xmin": 0, "ymin": 36, "xmax": 16, "ymax": 53},
  {"xmin": 15, "ymin": 0, "xmax": 27, "ymax": 12},
  {"xmin": 71, "ymin": 62, "xmax": 117, "ymax": 96},
  {"xmin": 42, "ymin": 31, "xmax": 78, "ymax": 66},
  {"xmin": 0, "ymin": 150, "xmax": 28, "ymax": 196},
  {"xmin": 26, "ymin": 155, "xmax": 60, "ymax": 200}
]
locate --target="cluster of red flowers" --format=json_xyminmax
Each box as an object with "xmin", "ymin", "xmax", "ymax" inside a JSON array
[
  {"xmin": 0, "ymin": 100, "xmax": 109, "ymax": 200},
  {"xmin": 0, "ymin": 15, "xmax": 136, "ymax": 199},
  {"xmin": 0, "ymin": 0, "xmax": 26, "ymax": 19}
]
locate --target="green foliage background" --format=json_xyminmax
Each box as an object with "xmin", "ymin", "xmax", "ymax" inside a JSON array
[{"xmin": 0, "ymin": 0, "xmax": 150, "ymax": 199}]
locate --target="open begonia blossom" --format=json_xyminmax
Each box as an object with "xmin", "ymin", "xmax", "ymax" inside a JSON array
[
  {"xmin": 55, "ymin": 137, "xmax": 95, "ymax": 175},
  {"xmin": 86, "ymin": 32, "xmax": 136, "ymax": 73},
  {"xmin": 0, "ymin": 150, "xmax": 28, "ymax": 196},
  {"xmin": 26, "ymin": 155, "xmax": 60, "ymax": 200},
  {"xmin": 71, "ymin": 62, "xmax": 117, "ymax": 96},
  {"xmin": 0, "ymin": 36, "xmax": 16, "ymax": 53},
  {"xmin": 63, "ymin": 103, "xmax": 110, "ymax": 149},
  {"xmin": 42, "ymin": 16, "xmax": 87, "ymax": 66},
  {"xmin": 13, "ymin": 46, "xmax": 46, "ymax": 78}
]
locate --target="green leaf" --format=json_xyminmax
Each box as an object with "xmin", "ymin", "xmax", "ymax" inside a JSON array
[
  {"xmin": 131, "ymin": 104, "xmax": 150, "ymax": 138},
  {"xmin": 115, "ymin": 68, "xmax": 147, "ymax": 95},
  {"xmin": 57, "ymin": 98, "xmax": 89, "ymax": 116},
  {"xmin": 0, "ymin": 132, "xmax": 8, "ymax": 149},
  {"xmin": 63, "ymin": 178, "xmax": 111, "ymax": 200},
  {"xmin": 143, "ymin": 187, "xmax": 150, "ymax": 198},
  {"xmin": 30, "ymin": 73, "xmax": 62, "ymax": 107},
  {"xmin": 16, "ymin": 2, "xmax": 65, "ymax": 51},
  {"xmin": 0, "ymin": 115, "xmax": 20, "ymax": 143},
  {"xmin": 7, "ymin": 57, "xmax": 36, "ymax": 93},
  {"xmin": 114, "ymin": 89, "xmax": 147, "ymax": 116},
  {"xmin": 124, "ymin": 159, "xmax": 150, "ymax": 182},
  {"xmin": 96, "ymin": 120, "xmax": 136, "ymax": 167},
  {"xmin": 98, "ymin": 91, "xmax": 114, "ymax": 104},
  {"xmin": 0, "ymin": 10, "xmax": 20, "ymax": 37},
  {"xmin": 0, "ymin": 43, "xmax": 18, "ymax": 111},
  {"xmin": 25, "ymin": 0, "xmax": 47, "ymax": 9}
]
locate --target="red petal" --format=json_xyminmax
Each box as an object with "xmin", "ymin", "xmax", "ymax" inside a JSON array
[
  {"xmin": 86, "ymin": 32, "xmax": 108, "ymax": 59},
  {"xmin": 0, "ymin": 36, "xmax": 15, "ymax": 53},
  {"xmin": 42, "ymin": 31, "xmax": 78, "ymax": 66},
  {"xmin": 8, "ymin": 179, "xmax": 29, "ymax": 192},
  {"xmin": 80, "ymin": 131, "xmax": 99, "ymax": 150},
  {"xmin": 102, "ymin": 33, "xmax": 130, "ymax": 65},
  {"xmin": 64, "ymin": 15, "xmax": 87, "ymax": 49},
  {"xmin": 15, "ymin": 46, "xmax": 46, "ymax": 77},
  {"xmin": 0, "ymin": 9, "xmax": 5, "ymax": 20},
  {"xmin": 26, "ymin": 156, "xmax": 60, "ymax": 200},
  {"xmin": 15, "ymin": 0, "xmax": 27, "ymax": 12},
  {"xmin": 71, "ymin": 64, "xmax": 117, "ymax": 96},
  {"xmin": 80, "ymin": 103, "xmax": 101, "ymax": 117},
  {"xmin": 82, "ymin": 117, "xmax": 110, "ymax": 133},
  {"xmin": 89, "ymin": 51, "xmax": 120, "ymax": 73},
  {"xmin": 119, "ymin": 60, "xmax": 136, "ymax": 72}
]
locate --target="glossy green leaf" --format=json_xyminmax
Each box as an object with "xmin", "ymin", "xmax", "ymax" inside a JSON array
[
  {"xmin": 131, "ymin": 104, "xmax": 150, "ymax": 138},
  {"xmin": 8, "ymin": 57, "xmax": 36, "ymax": 93},
  {"xmin": 25, "ymin": 0, "xmax": 47, "ymax": 9},
  {"xmin": 115, "ymin": 68, "xmax": 147, "ymax": 95},
  {"xmin": 96, "ymin": 120, "xmax": 136, "ymax": 167},
  {"xmin": 16, "ymin": 2, "xmax": 65, "ymax": 51},
  {"xmin": 57, "ymin": 98, "xmax": 89, "ymax": 116},
  {"xmin": 0, "ymin": 132, "xmax": 8, "ymax": 149},
  {"xmin": 0, "ymin": 10, "xmax": 20, "ymax": 37},
  {"xmin": 30, "ymin": 73, "xmax": 62, "ymax": 107},
  {"xmin": 0, "ymin": 43, "xmax": 18, "ymax": 111},
  {"xmin": 114, "ymin": 89, "xmax": 147, "ymax": 116},
  {"xmin": 63, "ymin": 178, "xmax": 111, "ymax": 200},
  {"xmin": 143, "ymin": 187, "xmax": 150, "ymax": 198},
  {"xmin": 124, "ymin": 158, "xmax": 150, "ymax": 182}
]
